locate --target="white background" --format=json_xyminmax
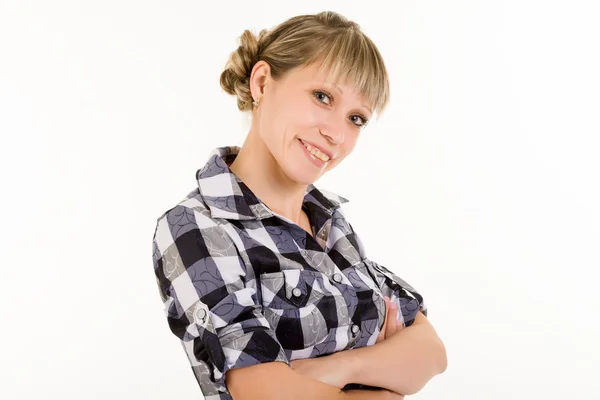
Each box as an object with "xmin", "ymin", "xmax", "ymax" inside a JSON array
[{"xmin": 1, "ymin": 1, "xmax": 599, "ymax": 399}]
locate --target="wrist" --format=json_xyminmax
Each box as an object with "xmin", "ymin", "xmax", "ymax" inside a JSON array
[{"xmin": 331, "ymin": 349, "xmax": 363, "ymax": 385}]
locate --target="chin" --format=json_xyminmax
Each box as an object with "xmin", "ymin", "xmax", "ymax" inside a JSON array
[
  {"xmin": 284, "ymin": 165, "xmax": 323, "ymax": 186},
  {"xmin": 292, "ymin": 172, "xmax": 321, "ymax": 186}
]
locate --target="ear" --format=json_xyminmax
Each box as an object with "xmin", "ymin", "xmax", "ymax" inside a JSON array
[{"xmin": 249, "ymin": 60, "xmax": 270, "ymax": 101}]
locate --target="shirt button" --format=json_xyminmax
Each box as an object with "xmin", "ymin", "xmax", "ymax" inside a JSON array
[
  {"xmin": 351, "ymin": 324, "xmax": 360, "ymax": 334},
  {"xmin": 292, "ymin": 288, "xmax": 302, "ymax": 297},
  {"xmin": 333, "ymin": 273, "xmax": 343, "ymax": 283},
  {"xmin": 195, "ymin": 308, "xmax": 207, "ymax": 322}
]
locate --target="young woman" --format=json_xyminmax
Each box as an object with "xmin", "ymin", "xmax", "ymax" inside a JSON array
[{"xmin": 152, "ymin": 11, "xmax": 447, "ymax": 400}]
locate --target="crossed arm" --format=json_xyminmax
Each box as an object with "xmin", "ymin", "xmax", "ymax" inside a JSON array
[
  {"xmin": 227, "ymin": 299, "xmax": 447, "ymax": 400},
  {"xmin": 290, "ymin": 304, "xmax": 447, "ymax": 396}
]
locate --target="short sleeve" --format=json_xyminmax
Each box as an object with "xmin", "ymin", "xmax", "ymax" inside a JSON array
[
  {"xmin": 364, "ymin": 258, "xmax": 427, "ymax": 326},
  {"xmin": 151, "ymin": 205, "xmax": 289, "ymax": 397},
  {"xmin": 347, "ymin": 218, "xmax": 427, "ymax": 327}
]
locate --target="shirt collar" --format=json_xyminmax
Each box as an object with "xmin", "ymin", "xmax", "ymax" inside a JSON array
[{"xmin": 195, "ymin": 146, "xmax": 349, "ymax": 220}]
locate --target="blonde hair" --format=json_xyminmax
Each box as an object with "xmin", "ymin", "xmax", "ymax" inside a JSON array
[{"xmin": 219, "ymin": 11, "xmax": 390, "ymax": 114}]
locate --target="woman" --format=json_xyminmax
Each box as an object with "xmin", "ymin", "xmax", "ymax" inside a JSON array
[{"xmin": 151, "ymin": 11, "xmax": 447, "ymax": 400}]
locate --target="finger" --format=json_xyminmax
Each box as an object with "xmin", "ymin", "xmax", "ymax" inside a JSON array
[
  {"xmin": 396, "ymin": 318, "xmax": 405, "ymax": 330},
  {"xmin": 386, "ymin": 299, "xmax": 398, "ymax": 337},
  {"xmin": 377, "ymin": 297, "xmax": 390, "ymax": 343},
  {"xmin": 377, "ymin": 320, "xmax": 386, "ymax": 342}
]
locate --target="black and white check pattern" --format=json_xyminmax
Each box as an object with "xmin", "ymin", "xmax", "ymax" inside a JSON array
[{"xmin": 151, "ymin": 146, "xmax": 427, "ymax": 399}]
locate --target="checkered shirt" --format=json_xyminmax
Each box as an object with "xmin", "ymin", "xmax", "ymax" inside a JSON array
[{"xmin": 151, "ymin": 146, "xmax": 427, "ymax": 399}]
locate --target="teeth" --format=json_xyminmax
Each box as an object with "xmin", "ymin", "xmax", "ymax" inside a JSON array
[{"xmin": 302, "ymin": 141, "xmax": 330, "ymax": 162}]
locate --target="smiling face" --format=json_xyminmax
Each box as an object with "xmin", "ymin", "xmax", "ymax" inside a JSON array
[{"xmin": 252, "ymin": 61, "xmax": 373, "ymax": 186}]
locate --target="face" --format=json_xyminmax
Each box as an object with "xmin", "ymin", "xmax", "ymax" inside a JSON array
[{"xmin": 251, "ymin": 61, "xmax": 373, "ymax": 186}]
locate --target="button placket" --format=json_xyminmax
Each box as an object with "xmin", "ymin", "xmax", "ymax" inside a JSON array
[
  {"xmin": 332, "ymin": 273, "xmax": 343, "ymax": 283},
  {"xmin": 347, "ymin": 323, "xmax": 362, "ymax": 348},
  {"xmin": 194, "ymin": 306, "xmax": 208, "ymax": 326}
]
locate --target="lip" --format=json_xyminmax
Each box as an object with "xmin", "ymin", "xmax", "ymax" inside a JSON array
[
  {"xmin": 298, "ymin": 138, "xmax": 335, "ymax": 160},
  {"xmin": 299, "ymin": 139, "xmax": 328, "ymax": 168}
]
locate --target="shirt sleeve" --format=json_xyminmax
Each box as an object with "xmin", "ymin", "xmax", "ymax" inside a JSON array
[
  {"xmin": 364, "ymin": 258, "xmax": 428, "ymax": 326},
  {"xmin": 347, "ymin": 219, "xmax": 428, "ymax": 327},
  {"xmin": 151, "ymin": 205, "xmax": 289, "ymax": 397}
]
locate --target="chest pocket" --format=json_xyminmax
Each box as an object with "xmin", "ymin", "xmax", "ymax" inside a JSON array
[{"xmin": 259, "ymin": 269, "xmax": 339, "ymax": 350}]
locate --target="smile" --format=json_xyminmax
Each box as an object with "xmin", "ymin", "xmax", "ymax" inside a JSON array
[{"xmin": 299, "ymin": 139, "xmax": 331, "ymax": 162}]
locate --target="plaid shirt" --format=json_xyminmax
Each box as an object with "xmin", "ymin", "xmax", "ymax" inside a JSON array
[{"xmin": 151, "ymin": 146, "xmax": 427, "ymax": 399}]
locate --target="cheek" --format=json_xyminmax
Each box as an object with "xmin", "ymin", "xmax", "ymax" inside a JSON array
[
  {"xmin": 258, "ymin": 102, "xmax": 283, "ymax": 140},
  {"xmin": 263, "ymin": 98, "xmax": 314, "ymax": 137},
  {"xmin": 342, "ymin": 133, "xmax": 359, "ymax": 154},
  {"xmin": 285, "ymin": 95, "xmax": 324, "ymax": 127},
  {"xmin": 327, "ymin": 135, "xmax": 358, "ymax": 169}
]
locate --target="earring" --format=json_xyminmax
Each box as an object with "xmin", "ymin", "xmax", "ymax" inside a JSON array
[{"xmin": 252, "ymin": 96, "xmax": 261, "ymax": 107}]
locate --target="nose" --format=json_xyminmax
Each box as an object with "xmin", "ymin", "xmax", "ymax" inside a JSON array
[{"xmin": 319, "ymin": 117, "xmax": 345, "ymax": 145}]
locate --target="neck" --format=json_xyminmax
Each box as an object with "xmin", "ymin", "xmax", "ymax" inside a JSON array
[{"xmin": 228, "ymin": 128, "xmax": 307, "ymax": 226}]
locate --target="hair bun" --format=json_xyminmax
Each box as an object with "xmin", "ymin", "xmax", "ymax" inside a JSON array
[{"xmin": 220, "ymin": 30, "xmax": 263, "ymax": 111}]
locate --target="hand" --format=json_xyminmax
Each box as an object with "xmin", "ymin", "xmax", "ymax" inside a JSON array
[
  {"xmin": 376, "ymin": 296, "xmax": 404, "ymax": 344},
  {"xmin": 290, "ymin": 354, "xmax": 350, "ymax": 389},
  {"xmin": 345, "ymin": 389, "xmax": 405, "ymax": 400}
]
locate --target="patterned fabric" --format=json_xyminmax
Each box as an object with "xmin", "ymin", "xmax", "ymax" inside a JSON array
[{"xmin": 151, "ymin": 146, "xmax": 427, "ymax": 399}]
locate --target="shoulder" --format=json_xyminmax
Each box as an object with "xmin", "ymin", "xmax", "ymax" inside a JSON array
[
  {"xmin": 152, "ymin": 187, "xmax": 232, "ymax": 259},
  {"xmin": 154, "ymin": 188, "xmax": 207, "ymax": 222}
]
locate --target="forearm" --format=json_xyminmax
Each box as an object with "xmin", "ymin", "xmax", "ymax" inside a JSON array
[
  {"xmin": 227, "ymin": 361, "xmax": 394, "ymax": 400},
  {"xmin": 342, "ymin": 389, "xmax": 396, "ymax": 400},
  {"xmin": 339, "ymin": 313, "xmax": 447, "ymax": 395}
]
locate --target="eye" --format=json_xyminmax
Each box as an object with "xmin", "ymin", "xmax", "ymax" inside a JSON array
[
  {"xmin": 313, "ymin": 89, "xmax": 369, "ymax": 128},
  {"xmin": 350, "ymin": 114, "xmax": 369, "ymax": 128},
  {"xmin": 313, "ymin": 90, "xmax": 332, "ymax": 105}
]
